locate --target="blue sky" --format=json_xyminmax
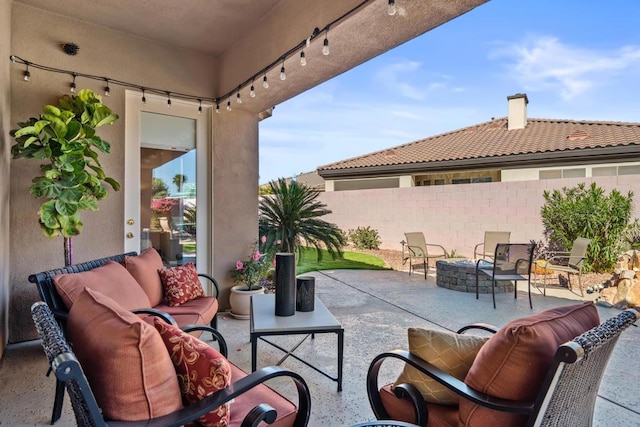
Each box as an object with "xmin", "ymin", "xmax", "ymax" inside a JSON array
[{"xmin": 258, "ymin": 0, "xmax": 640, "ymax": 184}]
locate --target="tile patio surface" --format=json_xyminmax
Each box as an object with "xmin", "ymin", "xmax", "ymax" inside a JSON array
[{"xmin": 1, "ymin": 269, "xmax": 639, "ymax": 426}]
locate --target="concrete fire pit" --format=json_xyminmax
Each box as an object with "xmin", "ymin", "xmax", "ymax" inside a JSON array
[{"xmin": 436, "ymin": 259, "xmax": 514, "ymax": 293}]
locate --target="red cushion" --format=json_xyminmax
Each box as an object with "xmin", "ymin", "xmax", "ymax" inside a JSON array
[
  {"xmin": 379, "ymin": 384, "xmax": 458, "ymax": 427},
  {"xmin": 67, "ymin": 288, "xmax": 183, "ymax": 421},
  {"xmin": 460, "ymin": 302, "xmax": 600, "ymax": 426},
  {"xmin": 125, "ymin": 248, "xmax": 164, "ymax": 306},
  {"xmin": 158, "ymin": 263, "xmax": 205, "ymax": 306},
  {"xmin": 153, "ymin": 318, "xmax": 231, "ymax": 427},
  {"xmin": 54, "ymin": 260, "xmax": 151, "ymax": 311}
]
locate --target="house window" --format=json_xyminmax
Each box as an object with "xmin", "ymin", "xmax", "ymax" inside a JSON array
[
  {"xmin": 472, "ymin": 177, "xmax": 493, "ymax": 183},
  {"xmin": 619, "ymin": 165, "xmax": 640, "ymax": 175},
  {"xmin": 452, "ymin": 178, "xmax": 471, "ymax": 184},
  {"xmin": 422, "ymin": 180, "xmax": 431, "ymax": 186},
  {"xmin": 563, "ymin": 168, "xmax": 586, "ymax": 178},
  {"xmin": 539, "ymin": 170, "xmax": 562, "ymax": 180},
  {"xmin": 592, "ymin": 166, "xmax": 617, "ymax": 177},
  {"xmin": 434, "ymin": 179, "xmax": 445, "ymax": 185}
]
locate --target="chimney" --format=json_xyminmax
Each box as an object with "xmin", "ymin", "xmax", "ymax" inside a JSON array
[{"xmin": 507, "ymin": 93, "xmax": 528, "ymax": 130}]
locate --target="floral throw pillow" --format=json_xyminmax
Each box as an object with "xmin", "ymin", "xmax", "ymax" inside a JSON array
[
  {"xmin": 158, "ymin": 263, "xmax": 205, "ymax": 306},
  {"xmin": 153, "ymin": 318, "xmax": 231, "ymax": 427}
]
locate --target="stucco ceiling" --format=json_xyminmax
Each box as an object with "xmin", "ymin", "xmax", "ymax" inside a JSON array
[{"xmin": 14, "ymin": 0, "xmax": 283, "ymax": 56}]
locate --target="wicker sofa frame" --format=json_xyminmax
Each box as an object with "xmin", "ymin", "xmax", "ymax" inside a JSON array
[
  {"xmin": 367, "ymin": 309, "xmax": 639, "ymax": 426},
  {"xmin": 31, "ymin": 301, "xmax": 311, "ymax": 427}
]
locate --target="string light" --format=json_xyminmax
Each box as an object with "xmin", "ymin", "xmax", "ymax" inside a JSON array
[
  {"xmin": 387, "ymin": 0, "xmax": 397, "ymax": 16},
  {"xmin": 323, "ymin": 29, "xmax": 330, "ymax": 56},
  {"xmin": 280, "ymin": 59, "xmax": 286, "ymax": 81},
  {"xmin": 8, "ymin": 0, "xmax": 387, "ymax": 114}
]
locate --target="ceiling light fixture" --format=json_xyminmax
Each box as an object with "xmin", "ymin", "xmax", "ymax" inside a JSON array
[{"xmin": 387, "ymin": 0, "xmax": 397, "ymax": 16}]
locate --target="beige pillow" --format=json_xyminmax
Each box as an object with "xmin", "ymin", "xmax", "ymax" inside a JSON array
[{"xmin": 395, "ymin": 328, "xmax": 488, "ymax": 405}]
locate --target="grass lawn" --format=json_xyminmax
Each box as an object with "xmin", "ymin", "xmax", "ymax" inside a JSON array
[{"xmin": 296, "ymin": 246, "xmax": 388, "ymax": 275}]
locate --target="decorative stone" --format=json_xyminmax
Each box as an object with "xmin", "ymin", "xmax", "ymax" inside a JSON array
[{"xmin": 436, "ymin": 260, "xmax": 514, "ymax": 294}]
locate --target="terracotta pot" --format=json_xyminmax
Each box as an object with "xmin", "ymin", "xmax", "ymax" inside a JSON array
[{"xmin": 229, "ymin": 285, "xmax": 265, "ymax": 319}]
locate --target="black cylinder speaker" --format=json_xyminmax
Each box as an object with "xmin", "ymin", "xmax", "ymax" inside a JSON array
[
  {"xmin": 296, "ymin": 276, "xmax": 315, "ymax": 312},
  {"xmin": 275, "ymin": 253, "xmax": 296, "ymax": 316}
]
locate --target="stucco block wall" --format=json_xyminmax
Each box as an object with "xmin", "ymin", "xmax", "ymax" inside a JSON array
[{"xmin": 319, "ymin": 176, "xmax": 640, "ymax": 257}]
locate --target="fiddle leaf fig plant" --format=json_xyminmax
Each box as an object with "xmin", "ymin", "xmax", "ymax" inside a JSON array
[{"xmin": 11, "ymin": 89, "xmax": 119, "ymax": 264}]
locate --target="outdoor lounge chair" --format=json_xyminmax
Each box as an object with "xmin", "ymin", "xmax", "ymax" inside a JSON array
[
  {"xmin": 366, "ymin": 303, "xmax": 639, "ymax": 426},
  {"xmin": 538, "ymin": 237, "xmax": 591, "ymax": 297},
  {"xmin": 473, "ymin": 231, "xmax": 510, "ymax": 260},
  {"xmin": 475, "ymin": 243, "xmax": 535, "ymax": 309},
  {"xmin": 31, "ymin": 300, "xmax": 311, "ymax": 427},
  {"xmin": 402, "ymin": 232, "xmax": 447, "ymax": 279}
]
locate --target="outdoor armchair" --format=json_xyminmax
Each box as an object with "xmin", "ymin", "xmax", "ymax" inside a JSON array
[
  {"xmin": 473, "ymin": 231, "xmax": 510, "ymax": 260},
  {"xmin": 366, "ymin": 303, "xmax": 639, "ymax": 426},
  {"xmin": 538, "ymin": 237, "xmax": 591, "ymax": 297},
  {"xmin": 31, "ymin": 300, "xmax": 312, "ymax": 427},
  {"xmin": 402, "ymin": 232, "xmax": 447, "ymax": 279}
]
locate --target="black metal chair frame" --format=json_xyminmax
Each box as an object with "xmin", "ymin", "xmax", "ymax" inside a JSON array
[
  {"xmin": 401, "ymin": 233, "xmax": 447, "ymax": 279},
  {"xmin": 28, "ymin": 252, "xmax": 221, "ymax": 424},
  {"xmin": 366, "ymin": 309, "xmax": 639, "ymax": 426},
  {"xmin": 475, "ymin": 243, "xmax": 535, "ymax": 309},
  {"xmin": 32, "ymin": 301, "xmax": 312, "ymax": 427}
]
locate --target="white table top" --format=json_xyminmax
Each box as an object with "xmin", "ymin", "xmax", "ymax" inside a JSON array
[{"xmin": 250, "ymin": 294, "xmax": 342, "ymax": 333}]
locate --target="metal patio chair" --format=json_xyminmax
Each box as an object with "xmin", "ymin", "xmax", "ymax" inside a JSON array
[
  {"xmin": 402, "ymin": 232, "xmax": 447, "ymax": 279},
  {"xmin": 473, "ymin": 231, "xmax": 511, "ymax": 260},
  {"xmin": 538, "ymin": 237, "xmax": 591, "ymax": 297}
]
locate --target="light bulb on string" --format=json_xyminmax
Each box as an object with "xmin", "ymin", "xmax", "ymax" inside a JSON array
[
  {"xmin": 10, "ymin": 55, "xmax": 16, "ymax": 63},
  {"xmin": 198, "ymin": 99, "xmax": 202, "ymax": 114},
  {"xmin": 104, "ymin": 79, "xmax": 111, "ymax": 96},
  {"xmin": 141, "ymin": 88, "xmax": 146, "ymax": 104},
  {"xmin": 216, "ymin": 103, "xmax": 220, "ymax": 114},
  {"xmin": 236, "ymin": 90, "xmax": 242, "ymax": 104},
  {"xmin": 70, "ymin": 74, "xmax": 76, "ymax": 93},
  {"xmin": 262, "ymin": 74, "xmax": 269, "ymax": 89},
  {"xmin": 280, "ymin": 60, "xmax": 286, "ymax": 81},
  {"xmin": 226, "ymin": 100, "xmax": 231, "ymax": 111},
  {"xmin": 300, "ymin": 50, "xmax": 306, "ymax": 66},
  {"xmin": 23, "ymin": 64, "xmax": 30, "ymax": 82},
  {"xmin": 387, "ymin": 0, "xmax": 397, "ymax": 16},
  {"xmin": 167, "ymin": 93, "xmax": 172, "ymax": 109},
  {"xmin": 250, "ymin": 81, "xmax": 256, "ymax": 97},
  {"xmin": 322, "ymin": 32, "xmax": 330, "ymax": 56}
]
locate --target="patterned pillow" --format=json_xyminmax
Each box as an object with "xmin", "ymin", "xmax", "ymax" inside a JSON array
[
  {"xmin": 395, "ymin": 328, "xmax": 488, "ymax": 405},
  {"xmin": 158, "ymin": 263, "xmax": 205, "ymax": 306},
  {"xmin": 153, "ymin": 318, "xmax": 231, "ymax": 426}
]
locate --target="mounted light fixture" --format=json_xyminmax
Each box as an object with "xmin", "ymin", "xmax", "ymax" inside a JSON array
[
  {"xmin": 216, "ymin": 103, "xmax": 220, "ymax": 114},
  {"xmin": 226, "ymin": 100, "xmax": 231, "ymax": 111},
  {"xmin": 23, "ymin": 63, "xmax": 30, "ymax": 81},
  {"xmin": 236, "ymin": 88, "xmax": 242, "ymax": 104},
  {"xmin": 280, "ymin": 59, "xmax": 286, "ymax": 81},
  {"xmin": 104, "ymin": 79, "xmax": 111, "ymax": 96},
  {"xmin": 70, "ymin": 73, "xmax": 76, "ymax": 93},
  {"xmin": 322, "ymin": 30, "xmax": 330, "ymax": 56},
  {"xmin": 250, "ymin": 79, "xmax": 256, "ymax": 97},
  {"xmin": 262, "ymin": 73, "xmax": 269, "ymax": 89},
  {"xmin": 300, "ymin": 50, "xmax": 307, "ymax": 66}
]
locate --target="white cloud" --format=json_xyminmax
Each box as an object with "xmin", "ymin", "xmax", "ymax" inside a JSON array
[
  {"xmin": 492, "ymin": 35, "xmax": 640, "ymax": 100},
  {"xmin": 373, "ymin": 60, "xmax": 426, "ymax": 100}
]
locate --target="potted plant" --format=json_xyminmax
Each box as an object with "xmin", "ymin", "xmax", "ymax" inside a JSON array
[
  {"xmin": 11, "ymin": 89, "xmax": 119, "ymax": 266},
  {"xmin": 229, "ymin": 236, "xmax": 273, "ymax": 319}
]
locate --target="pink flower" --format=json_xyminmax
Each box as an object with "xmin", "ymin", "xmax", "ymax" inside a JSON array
[
  {"xmin": 276, "ymin": 240, "xmax": 282, "ymax": 245},
  {"xmin": 261, "ymin": 235, "xmax": 266, "ymax": 243},
  {"xmin": 253, "ymin": 251, "xmax": 261, "ymax": 261},
  {"xmin": 235, "ymin": 261, "xmax": 243, "ymax": 270},
  {"xmin": 272, "ymin": 258, "xmax": 276, "ymax": 267}
]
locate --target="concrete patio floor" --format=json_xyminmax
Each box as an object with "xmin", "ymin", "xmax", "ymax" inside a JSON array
[{"xmin": 1, "ymin": 269, "xmax": 638, "ymax": 426}]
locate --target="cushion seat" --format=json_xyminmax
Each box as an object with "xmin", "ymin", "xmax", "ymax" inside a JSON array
[
  {"xmin": 156, "ymin": 295, "xmax": 219, "ymax": 321},
  {"xmin": 380, "ymin": 385, "xmax": 458, "ymax": 427}
]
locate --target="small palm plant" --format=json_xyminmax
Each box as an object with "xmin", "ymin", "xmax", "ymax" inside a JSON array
[{"xmin": 259, "ymin": 178, "xmax": 345, "ymax": 262}]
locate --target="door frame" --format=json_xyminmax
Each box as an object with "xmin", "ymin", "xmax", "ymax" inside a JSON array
[{"xmin": 124, "ymin": 91, "xmax": 211, "ymax": 275}]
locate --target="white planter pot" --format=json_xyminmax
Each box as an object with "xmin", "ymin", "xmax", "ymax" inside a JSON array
[{"xmin": 229, "ymin": 285, "xmax": 265, "ymax": 320}]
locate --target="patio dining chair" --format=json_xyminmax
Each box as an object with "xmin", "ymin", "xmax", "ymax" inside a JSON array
[
  {"xmin": 538, "ymin": 237, "xmax": 591, "ymax": 297},
  {"xmin": 402, "ymin": 232, "xmax": 447, "ymax": 279},
  {"xmin": 475, "ymin": 243, "xmax": 535, "ymax": 309},
  {"xmin": 473, "ymin": 231, "xmax": 511, "ymax": 260}
]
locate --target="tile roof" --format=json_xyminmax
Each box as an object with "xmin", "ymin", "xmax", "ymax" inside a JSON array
[
  {"xmin": 295, "ymin": 170, "xmax": 325, "ymax": 189},
  {"xmin": 317, "ymin": 118, "xmax": 640, "ymax": 172}
]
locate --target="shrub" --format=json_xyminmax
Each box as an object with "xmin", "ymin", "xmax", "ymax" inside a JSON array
[
  {"xmin": 348, "ymin": 226, "xmax": 381, "ymax": 250},
  {"xmin": 623, "ymin": 218, "xmax": 640, "ymax": 250},
  {"xmin": 541, "ymin": 182, "xmax": 634, "ymax": 272}
]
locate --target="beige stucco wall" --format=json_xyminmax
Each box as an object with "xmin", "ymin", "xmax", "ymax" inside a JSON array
[
  {"xmin": 319, "ymin": 175, "xmax": 640, "ymax": 257},
  {"xmin": 8, "ymin": 4, "xmax": 226, "ymax": 342},
  {"xmin": 0, "ymin": 1, "xmax": 12, "ymax": 355}
]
